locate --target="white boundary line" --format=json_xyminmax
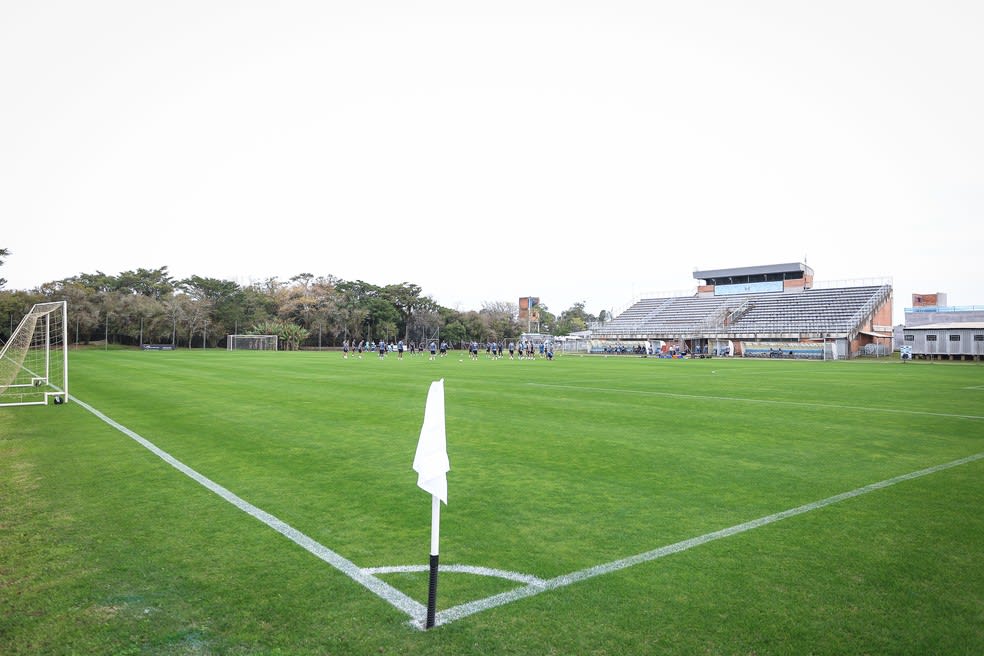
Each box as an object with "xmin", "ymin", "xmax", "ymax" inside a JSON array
[
  {"xmin": 431, "ymin": 450, "xmax": 984, "ymax": 627},
  {"xmin": 527, "ymin": 383, "xmax": 984, "ymax": 420},
  {"xmin": 71, "ymin": 395, "xmax": 984, "ymax": 630},
  {"xmin": 70, "ymin": 397, "xmax": 428, "ymax": 623}
]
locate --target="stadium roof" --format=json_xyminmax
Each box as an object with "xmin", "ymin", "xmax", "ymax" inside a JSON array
[{"xmin": 693, "ymin": 262, "xmax": 814, "ymax": 281}]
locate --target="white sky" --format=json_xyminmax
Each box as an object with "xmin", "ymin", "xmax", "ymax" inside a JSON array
[{"xmin": 2, "ymin": 1, "xmax": 982, "ymax": 324}]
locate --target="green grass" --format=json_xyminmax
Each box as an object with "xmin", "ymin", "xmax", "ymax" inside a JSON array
[{"xmin": 2, "ymin": 350, "xmax": 983, "ymax": 654}]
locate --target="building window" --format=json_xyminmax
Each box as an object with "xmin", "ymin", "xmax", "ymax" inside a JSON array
[
  {"xmin": 926, "ymin": 334, "xmax": 937, "ymax": 341},
  {"xmin": 904, "ymin": 334, "xmax": 914, "ymax": 341},
  {"xmin": 949, "ymin": 334, "xmax": 962, "ymax": 342},
  {"xmin": 975, "ymin": 334, "xmax": 984, "ymax": 342}
]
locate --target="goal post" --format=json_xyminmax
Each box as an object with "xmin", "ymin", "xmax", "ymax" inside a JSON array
[
  {"xmin": 0, "ymin": 301, "xmax": 69, "ymax": 407},
  {"xmin": 226, "ymin": 334, "xmax": 278, "ymax": 351}
]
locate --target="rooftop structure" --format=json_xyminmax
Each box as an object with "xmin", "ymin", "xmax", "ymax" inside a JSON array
[{"xmin": 694, "ymin": 262, "xmax": 815, "ymax": 298}]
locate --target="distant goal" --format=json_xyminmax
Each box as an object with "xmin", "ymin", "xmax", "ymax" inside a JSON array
[
  {"xmin": 227, "ymin": 334, "xmax": 278, "ymax": 351},
  {"xmin": 0, "ymin": 301, "xmax": 69, "ymax": 407}
]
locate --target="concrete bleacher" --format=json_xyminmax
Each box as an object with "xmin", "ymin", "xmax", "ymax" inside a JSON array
[
  {"xmin": 728, "ymin": 286, "xmax": 887, "ymax": 335},
  {"xmin": 595, "ymin": 285, "xmax": 891, "ymax": 339}
]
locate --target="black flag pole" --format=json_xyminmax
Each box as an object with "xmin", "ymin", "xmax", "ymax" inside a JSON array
[
  {"xmin": 426, "ymin": 552, "xmax": 439, "ymax": 629},
  {"xmin": 425, "ymin": 494, "xmax": 441, "ymax": 629}
]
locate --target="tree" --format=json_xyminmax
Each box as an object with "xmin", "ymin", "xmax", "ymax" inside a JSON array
[
  {"xmin": 406, "ymin": 303, "xmax": 443, "ymax": 345},
  {"xmin": 338, "ymin": 280, "xmax": 401, "ymax": 341},
  {"xmin": 0, "ymin": 288, "xmax": 42, "ymax": 341},
  {"xmin": 0, "ymin": 247, "xmax": 9, "ymax": 289},
  {"xmin": 554, "ymin": 301, "xmax": 595, "ymax": 336},
  {"xmin": 168, "ymin": 291, "xmax": 210, "ymax": 348},
  {"xmin": 382, "ymin": 282, "xmax": 424, "ymax": 340},
  {"xmin": 69, "ymin": 271, "xmax": 117, "ymax": 293},
  {"xmin": 113, "ymin": 267, "xmax": 175, "ymax": 300},
  {"xmin": 3, "ymin": 262, "xmax": 584, "ymax": 349},
  {"xmin": 441, "ymin": 320, "xmax": 466, "ymax": 347},
  {"xmin": 459, "ymin": 310, "xmax": 487, "ymax": 343},
  {"xmin": 250, "ymin": 320, "xmax": 309, "ymax": 351},
  {"xmin": 234, "ymin": 284, "xmax": 277, "ymax": 335},
  {"xmin": 480, "ymin": 301, "xmax": 520, "ymax": 341},
  {"xmin": 41, "ymin": 281, "xmax": 99, "ymax": 343},
  {"xmin": 278, "ymin": 322, "xmax": 310, "ymax": 351},
  {"xmin": 179, "ymin": 275, "xmax": 247, "ymax": 345},
  {"xmin": 308, "ymin": 275, "xmax": 343, "ymax": 342},
  {"xmin": 527, "ymin": 303, "xmax": 555, "ymax": 334}
]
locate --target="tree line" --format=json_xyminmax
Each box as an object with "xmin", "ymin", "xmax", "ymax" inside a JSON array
[{"xmin": 0, "ymin": 254, "xmax": 603, "ymax": 349}]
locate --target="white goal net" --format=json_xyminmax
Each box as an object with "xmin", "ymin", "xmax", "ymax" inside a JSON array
[
  {"xmin": 0, "ymin": 301, "xmax": 69, "ymax": 406},
  {"xmin": 227, "ymin": 334, "xmax": 278, "ymax": 351}
]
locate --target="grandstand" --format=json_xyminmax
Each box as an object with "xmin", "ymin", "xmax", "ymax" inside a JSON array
[{"xmin": 592, "ymin": 263, "xmax": 893, "ymax": 359}]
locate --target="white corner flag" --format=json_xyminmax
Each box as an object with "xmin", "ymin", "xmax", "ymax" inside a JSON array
[
  {"xmin": 413, "ymin": 378, "xmax": 449, "ymax": 505},
  {"xmin": 412, "ymin": 378, "xmax": 449, "ymax": 629}
]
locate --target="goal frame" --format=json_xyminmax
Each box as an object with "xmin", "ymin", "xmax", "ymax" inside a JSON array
[
  {"xmin": 226, "ymin": 334, "xmax": 279, "ymax": 351},
  {"xmin": 0, "ymin": 300, "xmax": 69, "ymax": 407}
]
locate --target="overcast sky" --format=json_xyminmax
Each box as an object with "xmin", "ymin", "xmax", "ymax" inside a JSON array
[{"xmin": 2, "ymin": 1, "xmax": 981, "ymax": 324}]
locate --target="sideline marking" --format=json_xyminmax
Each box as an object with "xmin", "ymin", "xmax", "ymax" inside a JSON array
[
  {"xmin": 72, "ymin": 396, "xmax": 984, "ymax": 630},
  {"xmin": 430, "ymin": 450, "xmax": 984, "ymax": 627},
  {"xmin": 71, "ymin": 396, "xmax": 427, "ymax": 623},
  {"xmin": 528, "ymin": 382, "xmax": 984, "ymax": 420}
]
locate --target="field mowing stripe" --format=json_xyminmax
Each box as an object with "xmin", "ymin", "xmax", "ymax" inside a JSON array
[
  {"xmin": 70, "ymin": 396, "xmax": 427, "ymax": 622},
  {"xmin": 528, "ymin": 383, "xmax": 984, "ymax": 420},
  {"xmin": 431, "ymin": 450, "xmax": 984, "ymax": 628},
  {"xmin": 66, "ymin": 395, "xmax": 984, "ymax": 630}
]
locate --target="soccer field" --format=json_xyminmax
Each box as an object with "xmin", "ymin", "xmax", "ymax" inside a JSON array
[{"xmin": 2, "ymin": 349, "xmax": 983, "ymax": 654}]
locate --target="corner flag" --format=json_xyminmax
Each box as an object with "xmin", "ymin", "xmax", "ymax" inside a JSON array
[
  {"xmin": 412, "ymin": 378, "xmax": 449, "ymax": 629},
  {"xmin": 413, "ymin": 378, "xmax": 449, "ymax": 504}
]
